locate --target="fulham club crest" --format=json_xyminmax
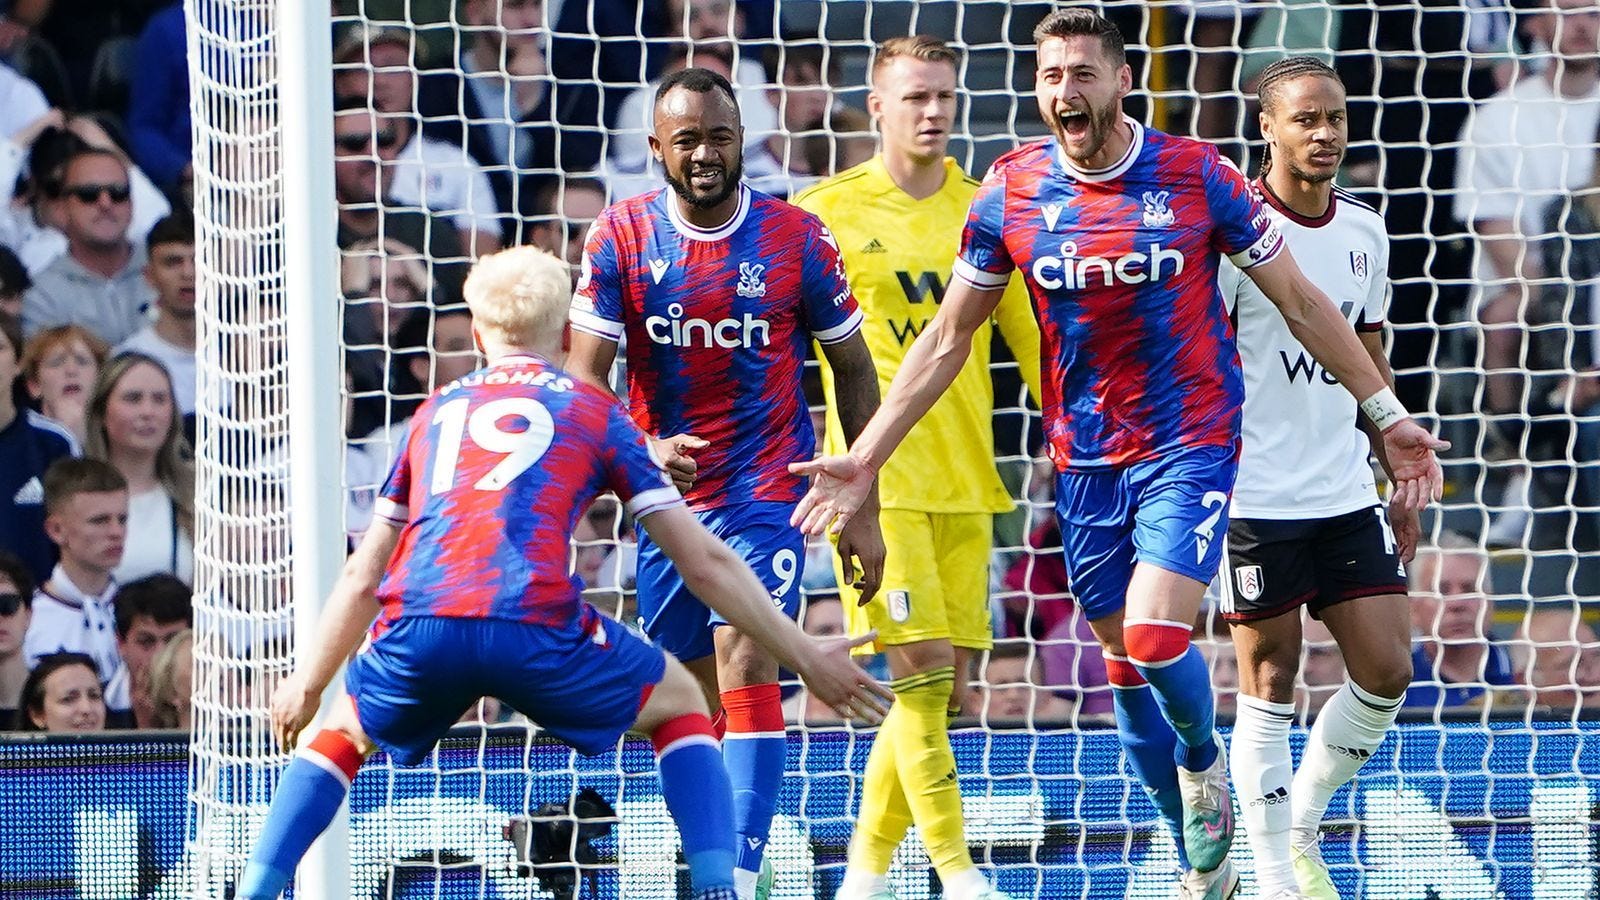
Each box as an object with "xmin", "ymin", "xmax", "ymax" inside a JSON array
[
  {"xmin": 1235, "ymin": 565, "xmax": 1264, "ymax": 602},
  {"xmin": 887, "ymin": 590, "xmax": 912, "ymax": 623},
  {"xmin": 1350, "ymin": 250, "xmax": 1369, "ymax": 281}
]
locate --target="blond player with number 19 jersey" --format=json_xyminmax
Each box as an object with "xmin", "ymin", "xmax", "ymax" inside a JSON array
[{"xmin": 792, "ymin": 36, "xmax": 1040, "ymax": 900}]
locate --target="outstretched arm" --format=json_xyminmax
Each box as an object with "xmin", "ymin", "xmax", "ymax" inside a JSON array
[
  {"xmin": 1245, "ymin": 248, "xmax": 1448, "ymax": 511},
  {"xmin": 791, "ymin": 280, "xmax": 1005, "ymax": 536},
  {"xmin": 641, "ymin": 505, "xmax": 893, "ymax": 720}
]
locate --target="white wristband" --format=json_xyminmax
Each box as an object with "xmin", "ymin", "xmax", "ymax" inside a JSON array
[{"xmin": 1360, "ymin": 387, "xmax": 1409, "ymax": 432}]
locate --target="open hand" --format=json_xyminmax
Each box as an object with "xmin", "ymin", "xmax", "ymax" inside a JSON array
[
  {"xmin": 651, "ymin": 434, "xmax": 708, "ymax": 494},
  {"xmin": 789, "ymin": 454, "xmax": 874, "ymax": 536},
  {"xmin": 1381, "ymin": 418, "xmax": 1449, "ymax": 513}
]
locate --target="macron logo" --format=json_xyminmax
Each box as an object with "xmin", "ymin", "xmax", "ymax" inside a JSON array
[
  {"xmin": 649, "ymin": 258, "xmax": 669, "ymax": 284},
  {"xmin": 1042, "ymin": 203, "xmax": 1063, "ymax": 232}
]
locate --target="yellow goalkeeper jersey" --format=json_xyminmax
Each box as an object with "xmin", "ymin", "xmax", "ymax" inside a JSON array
[{"xmin": 794, "ymin": 156, "xmax": 1042, "ymax": 514}]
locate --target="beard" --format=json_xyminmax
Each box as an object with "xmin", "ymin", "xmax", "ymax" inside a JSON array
[
  {"xmin": 664, "ymin": 157, "xmax": 744, "ymax": 209},
  {"xmin": 1054, "ymin": 98, "xmax": 1122, "ymax": 165}
]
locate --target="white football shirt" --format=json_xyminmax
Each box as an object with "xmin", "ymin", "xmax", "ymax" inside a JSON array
[{"xmin": 1220, "ymin": 182, "xmax": 1388, "ymax": 519}]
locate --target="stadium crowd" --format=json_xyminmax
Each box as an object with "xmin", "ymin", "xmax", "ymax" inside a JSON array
[{"xmin": 0, "ymin": 0, "xmax": 1597, "ymax": 738}]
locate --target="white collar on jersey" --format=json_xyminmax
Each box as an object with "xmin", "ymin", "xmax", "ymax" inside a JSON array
[
  {"xmin": 1057, "ymin": 115, "xmax": 1144, "ymax": 183},
  {"xmin": 666, "ymin": 182, "xmax": 751, "ymax": 242}
]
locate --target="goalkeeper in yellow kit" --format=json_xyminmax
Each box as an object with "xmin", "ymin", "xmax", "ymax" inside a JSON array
[{"xmin": 792, "ymin": 36, "xmax": 1041, "ymax": 900}]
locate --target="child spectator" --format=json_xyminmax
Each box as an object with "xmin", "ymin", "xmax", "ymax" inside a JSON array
[
  {"xmin": 0, "ymin": 313, "xmax": 79, "ymax": 584},
  {"xmin": 22, "ymin": 457, "xmax": 126, "ymax": 684},
  {"xmin": 19, "ymin": 322, "xmax": 107, "ymax": 444}
]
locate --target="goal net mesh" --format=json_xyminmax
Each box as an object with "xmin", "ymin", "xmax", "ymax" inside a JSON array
[{"xmin": 180, "ymin": 1, "xmax": 1600, "ymax": 898}]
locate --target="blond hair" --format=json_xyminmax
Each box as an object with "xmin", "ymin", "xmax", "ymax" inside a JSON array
[
  {"xmin": 462, "ymin": 245, "xmax": 573, "ymax": 349},
  {"xmin": 871, "ymin": 35, "xmax": 959, "ymax": 82},
  {"xmin": 145, "ymin": 628, "xmax": 193, "ymax": 729}
]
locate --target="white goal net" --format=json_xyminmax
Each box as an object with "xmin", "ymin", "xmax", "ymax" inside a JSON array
[{"xmin": 180, "ymin": 1, "xmax": 1600, "ymax": 898}]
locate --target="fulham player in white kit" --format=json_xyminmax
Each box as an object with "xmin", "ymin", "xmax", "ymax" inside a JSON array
[{"xmin": 1216, "ymin": 58, "xmax": 1419, "ymax": 900}]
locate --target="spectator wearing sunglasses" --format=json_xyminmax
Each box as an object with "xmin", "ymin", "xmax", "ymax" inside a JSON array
[
  {"xmin": 20, "ymin": 148, "xmax": 155, "ymax": 346},
  {"xmin": 332, "ymin": 28, "xmax": 503, "ymax": 257},
  {"xmin": 0, "ymin": 551, "xmax": 33, "ymax": 727},
  {"xmin": 332, "ymin": 96, "xmax": 467, "ymax": 306}
]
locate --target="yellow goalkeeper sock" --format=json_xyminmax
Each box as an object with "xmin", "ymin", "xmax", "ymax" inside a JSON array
[
  {"xmin": 850, "ymin": 703, "xmax": 913, "ymax": 873},
  {"xmin": 889, "ymin": 666, "xmax": 973, "ymax": 880}
]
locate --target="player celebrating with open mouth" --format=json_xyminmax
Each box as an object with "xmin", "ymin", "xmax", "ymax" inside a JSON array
[{"xmin": 792, "ymin": 9, "xmax": 1446, "ymax": 900}]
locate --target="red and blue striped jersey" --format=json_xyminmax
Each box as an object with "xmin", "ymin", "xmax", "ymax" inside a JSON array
[
  {"xmin": 569, "ymin": 184, "xmax": 863, "ymax": 509},
  {"xmin": 954, "ymin": 119, "xmax": 1283, "ymax": 470},
  {"xmin": 372, "ymin": 355, "xmax": 682, "ymax": 628}
]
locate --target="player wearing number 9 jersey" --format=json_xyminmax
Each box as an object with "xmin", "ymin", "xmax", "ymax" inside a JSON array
[
  {"xmin": 234, "ymin": 247, "xmax": 891, "ymax": 900},
  {"xmin": 567, "ymin": 67, "xmax": 884, "ymax": 898}
]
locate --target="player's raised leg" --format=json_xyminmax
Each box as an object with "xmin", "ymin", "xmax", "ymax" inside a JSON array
[{"xmin": 236, "ymin": 695, "xmax": 374, "ymax": 900}]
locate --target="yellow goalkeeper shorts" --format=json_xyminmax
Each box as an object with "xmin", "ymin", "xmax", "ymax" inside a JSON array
[{"xmin": 837, "ymin": 509, "xmax": 994, "ymax": 653}]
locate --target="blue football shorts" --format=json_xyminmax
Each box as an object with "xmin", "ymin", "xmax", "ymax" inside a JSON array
[
  {"xmin": 634, "ymin": 500, "xmax": 805, "ymax": 662},
  {"xmin": 346, "ymin": 611, "xmax": 666, "ymax": 766},
  {"xmin": 1054, "ymin": 443, "xmax": 1239, "ymax": 621}
]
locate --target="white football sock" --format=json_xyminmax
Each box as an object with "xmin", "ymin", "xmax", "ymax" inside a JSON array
[
  {"xmin": 837, "ymin": 867, "xmax": 890, "ymax": 898},
  {"xmin": 940, "ymin": 866, "xmax": 992, "ymax": 900},
  {"xmin": 1291, "ymin": 679, "xmax": 1402, "ymax": 848},
  {"xmin": 1231, "ymin": 693, "xmax": 1299, "ymax": 895},
  {"xmin": 734, "ymin": 868, "xmax": 758, "ymax": 900}
]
